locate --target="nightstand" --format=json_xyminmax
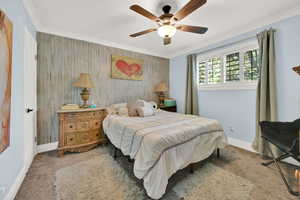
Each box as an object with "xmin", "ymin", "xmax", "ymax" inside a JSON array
[{"xmin": 159, "ymin": 105, "xmax": 177, "ymax": 112}]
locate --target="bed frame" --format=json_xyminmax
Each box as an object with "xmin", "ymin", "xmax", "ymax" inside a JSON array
[{"xmin": 111, "ymin": 142, "xmax": 220, "ymax": 173}]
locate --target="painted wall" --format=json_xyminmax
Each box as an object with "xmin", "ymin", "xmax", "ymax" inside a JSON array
[
  {"xmin": 37, "ymin": 33, "xmax": 169, "ymax": 145},
  {"xmin": 0, "ymin": 0, "xmax": 36, "ymax": 199},
  {"xmin": 170, "ymin": 15, "xmax": 300, "ymax": 143}
]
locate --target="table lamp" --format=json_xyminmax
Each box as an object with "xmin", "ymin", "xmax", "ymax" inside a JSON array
[
  {"xmin": 73, "ymin": 73, "xmax": 95, "ymax": 108},
  {"xmin": 154, "ymin": 82, "xmax": 169, "ymax": 107}
]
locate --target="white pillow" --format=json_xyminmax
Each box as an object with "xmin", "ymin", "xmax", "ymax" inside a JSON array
[{"xmin": 137, "ymin": 106, "xmax": 154, "ymax": 117}]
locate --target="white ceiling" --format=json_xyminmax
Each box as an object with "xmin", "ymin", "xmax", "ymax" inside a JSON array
[{"xmin": 25, "ymin": 0, "xmax": 300, "ymax": 58}]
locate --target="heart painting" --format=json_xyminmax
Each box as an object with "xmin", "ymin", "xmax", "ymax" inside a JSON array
[{"xmin": 112, "ymin": 54, "xmax": 143, "ymax": 80}]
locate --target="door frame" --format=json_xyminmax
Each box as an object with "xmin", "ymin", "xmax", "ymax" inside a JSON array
[{"xmin": 23, "ymin": 27, "xmax": 37, "ymax": 170}]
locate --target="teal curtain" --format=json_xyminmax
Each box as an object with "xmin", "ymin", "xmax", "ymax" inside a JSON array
[
  {"xmin": 252, "ymin": 28, "xmax": 280, "ymax": 157},
  {"xmin": 185, "ymin": 54, "xmax": 199, "ymax": 115}
]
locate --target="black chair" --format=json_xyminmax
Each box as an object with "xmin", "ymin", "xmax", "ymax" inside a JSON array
[{"xmin": 260, "ymin": 118, "xmax": 300, "ymax": 196}]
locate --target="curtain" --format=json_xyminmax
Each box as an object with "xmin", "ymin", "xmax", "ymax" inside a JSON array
[
  {"xmin": 252, "ymin": 28, "xmax": 280, "ymax": 157},
  {"xmin": 185, "ymin": 54, "xmax": 199, "ymax": 115}
]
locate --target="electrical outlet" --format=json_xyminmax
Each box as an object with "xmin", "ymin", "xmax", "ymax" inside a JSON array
[
  {"xmin": 0, "ymin": 186, "xmax": 6, "ymax": 195},
  {"xmin": 228, "ymin": 126, "xmax": 234, "ymax": 134}
]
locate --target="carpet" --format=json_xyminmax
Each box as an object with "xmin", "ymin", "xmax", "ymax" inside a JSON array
[{"xmin": 55, "ymin": 153, "xmax": 254, "ymax": 200}]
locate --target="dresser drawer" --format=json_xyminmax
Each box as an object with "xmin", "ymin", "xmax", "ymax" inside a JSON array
[
  {"xmin": 77, "ymin": 121, "xmax": 90, "ymax": 131},
  {"xmin": 65, "ymin": 132, "xmax": 77, "ymax": 146},
  {"xmin": 64, "ymin": 121, "xmax": 77, "ymax": 132},
  {"xmin": 90, "ymin": 120, "xmax": 101, "ymax": 129},
  {"xmin": 78, "ymin": 132, "xmax": 90, "ymax": 144},
  {"xmin": 90, "ymin": 130, "xmax": 103, "ymax": 141}
]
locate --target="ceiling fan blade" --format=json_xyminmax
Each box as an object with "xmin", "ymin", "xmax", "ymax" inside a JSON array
[
  {"xmin": 164, "ymin": 37, "xmax": 171, "ymax": 45},
  {"xmin": 173, "ymin": 0, "xmax": 207, "ymax": 21},
  {"xmin": 129, "ymin": 28, "xmax": 157, "ymax": 37},
  {"xmin": 130, "ymin": 5, "xmax": 160, "ymax": 22},
  {"xmin": 177, "ymin": 25, "xmax": 208, "ymax": 34}
]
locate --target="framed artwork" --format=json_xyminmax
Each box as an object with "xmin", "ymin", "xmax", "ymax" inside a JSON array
[
  {"xmin": 0, "ymin": 10, "xmax": 13, "ymax": 153},
  {"xmin": 111, "ymin": 54, "xmax": 144, "ymax": 81}
]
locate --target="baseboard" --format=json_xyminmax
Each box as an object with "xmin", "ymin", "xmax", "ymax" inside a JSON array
[
  {"xmin": 37, "ymin": 142, "xmax": 58, "ymax": 154},
  {"xmin": 228, "ymin": 137, "xmax": 299, "ymax": 166},
  {"xmin": 227, "ymin": 137, "xmax": 256, "ymax": 153},
  {"xmin": 4, "ymin": 149, "xmax": 36, "ymax": 200}
]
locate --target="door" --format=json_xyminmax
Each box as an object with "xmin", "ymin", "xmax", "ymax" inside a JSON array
[{"xmin": 24, "ymin": 28, "xmax": 37, "ymax": 169}]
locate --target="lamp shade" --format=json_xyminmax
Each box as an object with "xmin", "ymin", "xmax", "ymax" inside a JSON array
[
  {"xmin": 154, "ymin": 82, "xmax": 169, "ymax": 92},
  {"xmin": 73, "ymin": 73, "xmax": 95, "ymax": 88}
]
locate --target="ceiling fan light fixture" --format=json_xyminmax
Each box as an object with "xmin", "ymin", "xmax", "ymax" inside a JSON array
[{"xmin": 157, "ymin": 25, "xmax": 176, "ymax": 38}]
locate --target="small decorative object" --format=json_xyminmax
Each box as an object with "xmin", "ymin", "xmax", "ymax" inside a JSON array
[
  {"xmin": 164, "ymin": 98, "xmax": 176, "ymax": 107},
  {"xmin": 154, "ymin": 82, "xmax": 169, "ymax": 107},
  {"xmin": 73, "ymin": 73, "xmax": 95, "ymax": 108},
  {"xmin": 0, "ymin": 10, "xmax": 13, "ymax": 153},
  {"xmin": 89, "ymin": 104, "xmax": 97, "ymax": 108},
  {"xmin": 111, "ymin": 54, "xmax": 143, "ymax": 81},
  {"xmin": 293, "ymin": 66, "xmax": 300, "ymax": 76}
]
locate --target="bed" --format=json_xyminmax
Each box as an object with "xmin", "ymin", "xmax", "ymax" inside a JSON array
[{"xmin": 103, "ymin": 108, "xmax": 227, "ymax": 199}]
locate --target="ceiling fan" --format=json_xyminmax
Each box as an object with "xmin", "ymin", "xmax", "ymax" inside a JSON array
[{"xmin": 129, "ymin": 0, "xmax": 208, "ymax": 45}]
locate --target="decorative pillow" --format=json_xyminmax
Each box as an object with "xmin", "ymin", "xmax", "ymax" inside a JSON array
[
  {"xmin": 106, "ymin": 107, "xmax": 114, "ymax": 115},
  {"xmin": 137, "ymin": 107, "xmax": 154, "ymax": 117},
  {"xmin": 110, "ymin": 103, "xmax": 127, "ymax": 115},
  {"xmin": 148, "ymin": 101, "xmax": 158, "ymax": 110},
  {"xmin": 127, "ymin": 100, "xmax": 144, "ymax": 117},
  {"xmin": 117, "ymin": 107, "xmax": 129, "ymax": 117}
]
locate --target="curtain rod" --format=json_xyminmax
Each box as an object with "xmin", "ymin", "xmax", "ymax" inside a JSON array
[{"xmin": 192, "ymin": 28, "xmax": 276, "ymax": 56}]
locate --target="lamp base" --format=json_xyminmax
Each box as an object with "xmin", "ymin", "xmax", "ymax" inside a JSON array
[
  {"xmin": 158, "ymin": 94, "xmax": 165, "ymax": 107},
  {"xmin": 80, "ymin": 88, "xmax": 90, "ymax": 109}
]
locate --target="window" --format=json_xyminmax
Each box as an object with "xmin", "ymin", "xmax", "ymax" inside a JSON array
[
  {"xmin": 244, "ymin": 49, "xmax": 259, "ymax": 81},
  {"xmin": 198, "ymin": 61, "xmax": 206, "ymax": 84},
  {"xmin": 197, "ymin": 42, "xmax": 259, "ymax": 90},
  {"xmin": 225, "ymin": 52, "xmax": 240, "ymax": 81},
  {"xmin": 207, "ymin": 58, "xmax": 222, "ymax": 84}
]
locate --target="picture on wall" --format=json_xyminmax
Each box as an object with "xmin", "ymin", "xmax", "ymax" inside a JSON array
[
  {"xmin": 0, "ymin": 10, "xmax": 13, "ymax": 153},
  {"xmin": 111, "ymin": 54, "xmax": 144, "ymax": 81}
]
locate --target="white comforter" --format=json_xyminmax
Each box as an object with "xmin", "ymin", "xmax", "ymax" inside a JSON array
[{"xmin": 103, "ymin": 110, "xmax": 227, "ymax": 199}]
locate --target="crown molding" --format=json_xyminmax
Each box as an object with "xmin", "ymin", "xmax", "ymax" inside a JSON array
[
  {"xmin": 169, "ymin": 5, "xmax": 300, "ymax": 58},
  {"xmin": 22, "ymin": 0, "xmax": 42, "ymax": 29}
]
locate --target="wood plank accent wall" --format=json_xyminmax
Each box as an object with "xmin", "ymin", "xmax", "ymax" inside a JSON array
[{"xmin": 37, "ymin": 33, "xmax": 169, "ymax": 145}]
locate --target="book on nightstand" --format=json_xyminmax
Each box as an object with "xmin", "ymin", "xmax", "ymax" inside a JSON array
[{"xmin": 61, "ymin": 104, "xmax": 80, "ymax": 110}]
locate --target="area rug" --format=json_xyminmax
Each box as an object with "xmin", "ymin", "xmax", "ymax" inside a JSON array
[{"xmin": 55, "ymin": 154, "xmax": 254, "ymax": 200}]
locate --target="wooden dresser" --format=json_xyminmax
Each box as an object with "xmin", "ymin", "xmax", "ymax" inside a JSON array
[{"xmin": 57, "ymin": 108, "xmax": 107, "ymax": 156}]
